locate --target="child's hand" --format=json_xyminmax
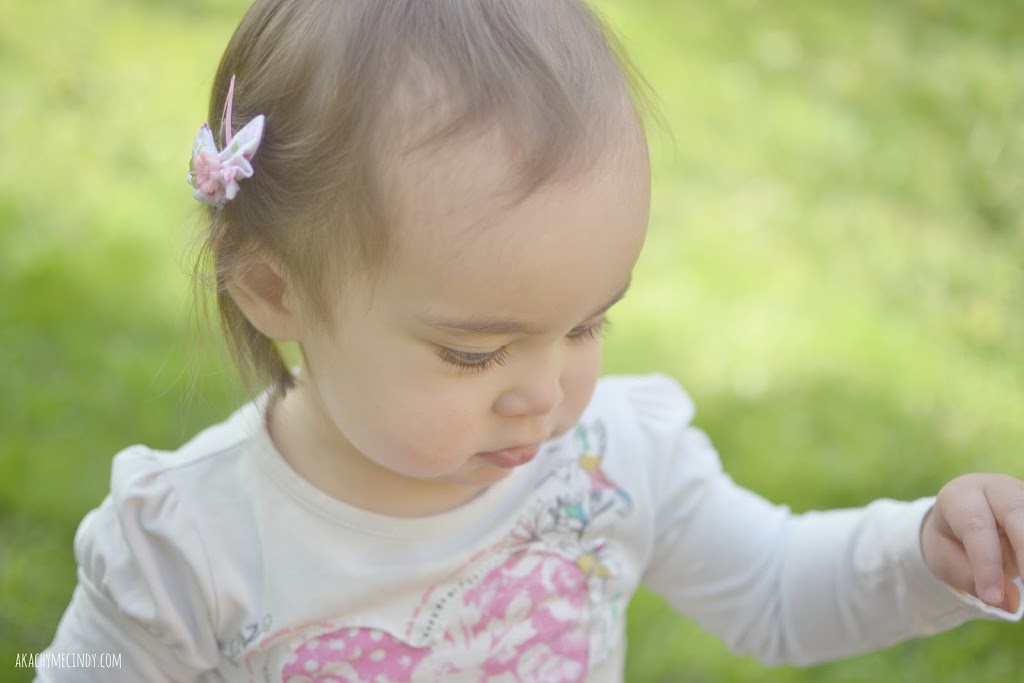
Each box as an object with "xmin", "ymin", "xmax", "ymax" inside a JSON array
[{"xmin": 921, "ymin": 473, "xmax": 1024, "ymax": 613}]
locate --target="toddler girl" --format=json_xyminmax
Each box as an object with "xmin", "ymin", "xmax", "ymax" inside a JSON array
[{"xmin": 39, "ymin": 0, "xmax": 1022, "ymax": 681}]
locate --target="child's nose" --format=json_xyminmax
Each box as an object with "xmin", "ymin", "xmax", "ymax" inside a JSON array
[{"xmin": 493, "ymin": 352, "xmax": 564, "ymax": 418}]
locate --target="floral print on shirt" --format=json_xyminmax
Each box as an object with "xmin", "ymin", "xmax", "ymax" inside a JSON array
[{"xmin": 268, "ymin": 420, "xmax": 633, "ymax": 682}]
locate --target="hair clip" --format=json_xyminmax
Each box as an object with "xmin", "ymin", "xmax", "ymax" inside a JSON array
[{"xmin": 188, "ymin": 75, "xmax": 265, "ymax": 207}]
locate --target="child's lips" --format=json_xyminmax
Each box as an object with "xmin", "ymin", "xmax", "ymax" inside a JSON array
[{"xmin": 477, "ymin": 444, "xmax": 541, "ymax": 468}]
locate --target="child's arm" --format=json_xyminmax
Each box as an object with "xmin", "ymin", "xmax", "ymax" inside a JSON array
[
  {"xmin": 35, "ymin": 448, "xmax": 219, "ymax": 682},
  {"xmin": 632, "ymin": 375, "xmax": 1022, "ymax": 666}
]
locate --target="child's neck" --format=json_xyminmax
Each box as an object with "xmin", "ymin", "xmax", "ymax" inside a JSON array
[{"xmin": 266, "ymin": 383, "xmax": 487, "ymax": 517}]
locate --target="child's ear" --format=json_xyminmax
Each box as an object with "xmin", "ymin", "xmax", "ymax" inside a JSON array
[{"xmin": 225, "ymin": 257, "xmax": 302, "ymax": 342}]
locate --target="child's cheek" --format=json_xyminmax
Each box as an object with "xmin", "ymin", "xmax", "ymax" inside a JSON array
[{"xmin": 557, "ymin": 345, "xmax": 602, "ymax": 430}]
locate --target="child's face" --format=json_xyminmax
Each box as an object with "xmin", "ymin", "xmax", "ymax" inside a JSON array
[{"xmin": 289, "ymin": 131, "xmax": 649, "ymax": 507}]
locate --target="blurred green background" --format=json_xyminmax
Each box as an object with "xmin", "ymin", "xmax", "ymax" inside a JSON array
[{"xmin": 1, "ymin": 0, "xmax": 1022, "ymax": 680}]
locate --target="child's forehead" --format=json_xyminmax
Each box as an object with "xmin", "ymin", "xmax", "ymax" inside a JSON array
[
  {"xmin": 384, "ymin": 115, "xmax": 648, "ymax": 241},
  {"xmin": 371, "ymin": 128, "xmax": 650, "ymax": 327}
]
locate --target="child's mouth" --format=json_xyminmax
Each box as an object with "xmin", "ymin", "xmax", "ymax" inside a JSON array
[{"xmin": 476, "ymin": 444, "xmax": 541, "ymax": 468}]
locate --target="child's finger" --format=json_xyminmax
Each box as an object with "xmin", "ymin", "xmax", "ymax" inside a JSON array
[
  {"xmin": 986, "ymin": 476, "xmax": 1024, "ymax": 580},
  {"xmin": 948, "ymin": 485, "xmax": 1006, "ymax": 605},
  {"xmin": 999, "ymin": 575, "xmax": 1021, "ymax": 614},
  {"xmin": 1001, "ymin": 534, "xmax": 1020, "ymax": 579}
]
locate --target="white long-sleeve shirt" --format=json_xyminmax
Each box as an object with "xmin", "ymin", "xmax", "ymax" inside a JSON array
[{"xmin": 37, "ymin": 374, "xmax": 1021, "ymax": 682}]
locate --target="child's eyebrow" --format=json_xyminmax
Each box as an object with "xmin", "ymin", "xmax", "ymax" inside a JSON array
[{"xmin": 418, "ymin": 279, "xmax": 631, "ymax": 337}]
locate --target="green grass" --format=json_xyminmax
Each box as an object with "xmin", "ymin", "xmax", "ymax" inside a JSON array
[{"xmin": 2, "ymin": 0, "xmax": 1021, "ymax": 680}]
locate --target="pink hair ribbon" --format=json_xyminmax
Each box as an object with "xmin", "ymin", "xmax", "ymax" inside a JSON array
[{"xmin": 187, "ymin": 75, "xmax": 265, "ymax": 207}]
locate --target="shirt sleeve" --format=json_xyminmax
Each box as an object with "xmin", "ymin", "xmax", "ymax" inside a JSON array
[
  {"xmin": 629, "ymin": 374, "xmax": 1022, "ymax": 667},
  {"xmin": 36, "ymin": 447, "xmax": 221, "ymax": 682}
]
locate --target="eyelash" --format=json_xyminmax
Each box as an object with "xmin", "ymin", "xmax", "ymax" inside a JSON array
[
  {"xmin": 436, "ymin": 347, "xmax": 512, "ymax": 373},
  {"xmin": 435, "ymin": 317, "xmax": 610, "ymax": 373},
  {"xmin": 568, "ymin": 317, "xmax": 610, "ymax": 343}
]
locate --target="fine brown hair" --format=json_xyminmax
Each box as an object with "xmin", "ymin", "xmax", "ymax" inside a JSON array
[{"xmin": 194, "ymin": 0, "xmax": 651, "ymax": 393}]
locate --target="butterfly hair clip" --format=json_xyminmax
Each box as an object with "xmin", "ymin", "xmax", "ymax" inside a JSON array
[{"xmin": 187, "ymin": 75, "xmax": 265, "ymax": 207}]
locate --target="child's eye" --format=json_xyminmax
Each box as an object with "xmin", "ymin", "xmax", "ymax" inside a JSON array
[
  {"xmin": 435, "ymin": 318, "xmax": 609, "ymax": 372},
  {"xmin": 567, "ymin": 316, "xmax": 610, "ymax": 343},
  {"xmin": 436, "ymin": 346, "xmax": 511, "ymax": 373}
]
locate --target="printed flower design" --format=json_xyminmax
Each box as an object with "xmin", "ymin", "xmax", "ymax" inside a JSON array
[
  {"xmin": 187, "ymin": 116, "xmax": 264, "ymax": 207},
  {"xmin": 270, "ymin": 422, "xmax": 632, "ymax": 682},
  {"xmin": 278, "ymin": 552, "xmax": 590, "ymax": 682},
  {"xmin": 433, "ymin": 551, "xmax": 589, "ymax": 682}
]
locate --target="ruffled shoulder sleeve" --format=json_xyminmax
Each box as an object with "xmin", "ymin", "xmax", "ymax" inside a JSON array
[
  {"xmin": 616, "ymin": 373, "xmax": 697, "ymax": 437},
  {"xmin": 38, "ymin": 446, "xmax": 220, "ymax": 682},
  {"xmin": 596, "ymin": 372, "xmax": 727, "ymax": 518}
]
